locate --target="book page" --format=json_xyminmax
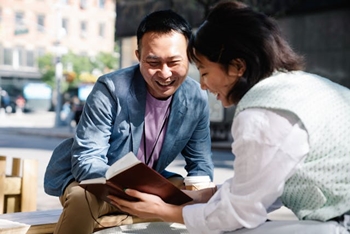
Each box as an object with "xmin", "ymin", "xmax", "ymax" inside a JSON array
[
  {"xmin": 106, "ymin": 152, "xmax": 141, "ymax": 179},
  {"xmin": 80, "ymin": 177, "xmax": 106, "ymax": 185}
]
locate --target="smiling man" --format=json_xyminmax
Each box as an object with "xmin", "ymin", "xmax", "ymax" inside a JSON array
[{"xmin": 44, "ymin": 9, "xmax": 213, "ymax": 234}]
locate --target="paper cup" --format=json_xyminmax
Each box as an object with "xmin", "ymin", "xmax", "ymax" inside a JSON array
[{"xmin": 184, "ymin": 176, "xmax": 215, "ymax": 190}]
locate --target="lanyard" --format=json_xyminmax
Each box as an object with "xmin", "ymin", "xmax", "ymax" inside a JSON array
[{"xmin": 143, "ymin": 99, "xmax": 172, "ymax": 166}]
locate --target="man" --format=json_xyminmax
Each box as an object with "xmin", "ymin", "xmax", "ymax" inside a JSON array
[{"xmin": 44, "ymin": 9, "xmax": 213, "ymax": 234}]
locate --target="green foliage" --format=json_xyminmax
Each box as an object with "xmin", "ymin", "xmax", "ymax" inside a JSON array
[
  {"xmin": 62, "ymin": 52, "xmax": 94, "ymax": 75},
  {"xmin": 94, "ymin": 52, "xmax": 119, "ymax": 72},
  {"xmin": 37, "ymin": 53, "xmax": 56, "ymax": 88},
  {"xmin": 37, "ymin": 49, "xmax": 120, "ymax": 91}
]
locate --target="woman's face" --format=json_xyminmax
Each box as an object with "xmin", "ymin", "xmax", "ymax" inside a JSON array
[{"xmin": 195, "ymin": 52, "xmax": 245, "ymax": 107}]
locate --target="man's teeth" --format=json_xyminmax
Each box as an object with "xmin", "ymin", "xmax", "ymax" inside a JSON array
[{"xmin": 158, "ymin": 81, "xmax": 172, "ymax": 86}]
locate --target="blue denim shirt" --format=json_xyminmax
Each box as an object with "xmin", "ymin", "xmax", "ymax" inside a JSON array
[{"xmin": 44, "ymin": 65, "xmax": 214, "ymax": 196}]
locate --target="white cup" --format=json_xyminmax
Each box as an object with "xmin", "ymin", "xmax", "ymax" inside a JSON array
[{"xmin": 184, "ymin": 176, "xmax": 215, "ymax": 190}]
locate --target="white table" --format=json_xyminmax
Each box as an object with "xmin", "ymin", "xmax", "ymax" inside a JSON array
[
  {"xmin": 0, "ymin": 219, "xmax": 30, "ymax": 234},
  {"xmin": 94, "ymin": 222, "xmax": 189, "ymax": 234}
]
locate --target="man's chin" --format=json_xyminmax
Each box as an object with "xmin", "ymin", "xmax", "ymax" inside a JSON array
[{"xmin": 157, "ymin": 87, "xmax": 177, "ymax": 98}]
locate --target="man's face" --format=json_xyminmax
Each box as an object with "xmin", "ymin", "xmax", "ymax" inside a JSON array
[{"xmin": 136, "ymin": 31, "xmax": 189, "ymax": 99}]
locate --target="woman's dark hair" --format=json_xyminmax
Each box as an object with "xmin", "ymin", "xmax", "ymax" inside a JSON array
[
  {"xmin": 137, "ymin": 9, "xmax": 192, "ymax": 51},
  {"xmin": 188, "ymin": 1, "xmax": 304, "ymax": 104}
]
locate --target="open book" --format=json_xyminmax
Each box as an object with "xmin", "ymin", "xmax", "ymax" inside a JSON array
[{"xmin": 79, "ymin": 152, "xmax": 193, "ymax": 205}]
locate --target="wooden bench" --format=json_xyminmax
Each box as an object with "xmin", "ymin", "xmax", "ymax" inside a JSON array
[
  {"xmin": 0, "ymin": 156, "xmax": 38, "ymax": 214},
  {"xmin": 0, "ymin": 209, "xmax": 160, "ymax": 233}
]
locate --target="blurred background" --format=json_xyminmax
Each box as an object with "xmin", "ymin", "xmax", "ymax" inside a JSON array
[{"xmin": 0, "ymin": 0, "xmax": 349, "ymax": 142}]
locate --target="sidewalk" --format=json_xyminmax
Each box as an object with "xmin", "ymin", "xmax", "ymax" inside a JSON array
[
  {"xmin": 0, "ymin": 110, "xmax": 73, "ymax": 138},
  {"xmin": 0, "ymin": 110, "xmax": 233, "ymax": 148}
]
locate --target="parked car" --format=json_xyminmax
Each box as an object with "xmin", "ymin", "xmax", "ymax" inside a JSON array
[{"xmin": 0, "ymin": 89, "xmax": 16, "ymax": 113}]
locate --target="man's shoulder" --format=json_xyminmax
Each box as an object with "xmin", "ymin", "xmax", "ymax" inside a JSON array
[
  {"xmin": 94, "ymin": 65, "xmax": 141, "ymax": 94},
  {"xmin": 181, "ymin": 77, "xmax": 198, "ymax": 90},
  {"xmin": 99, "ymin": 65, "xmax": 139, "ymax": 82},
  {"xmin": 181, "ymin": 77, "xmax": 207, "ymax": 98}
]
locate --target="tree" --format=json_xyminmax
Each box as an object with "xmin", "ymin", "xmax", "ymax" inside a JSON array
[{"xmin": 37, "ymin": 49, "xmax": 120, "ymax": 92}]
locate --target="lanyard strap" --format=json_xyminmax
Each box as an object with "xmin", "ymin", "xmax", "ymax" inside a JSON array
[{"xmin": 143, "ymin": 99, "xmax": 172, "ymax": 166}]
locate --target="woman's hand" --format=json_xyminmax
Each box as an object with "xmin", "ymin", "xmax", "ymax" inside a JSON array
[
  {"xmin": 107, "ymin": 189, "xmax": 185, "ymax": 224},
  {"xmin": 182, "ymin": 186, "xmax": 217, "ymax": 203}
]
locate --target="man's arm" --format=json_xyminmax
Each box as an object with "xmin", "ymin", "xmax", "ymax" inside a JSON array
[
  {"xmin": 181, "ymin": 87, "xmax": 214, "ymax": 180},
  {"xmin": 70, "ymin": 77, "xmax": 117, "ymax": 181}
]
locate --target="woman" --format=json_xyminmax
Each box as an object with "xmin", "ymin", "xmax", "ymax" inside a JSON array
[{"xmin": 108, "ymin": 1, "xmax": 350, "ymax": 233}]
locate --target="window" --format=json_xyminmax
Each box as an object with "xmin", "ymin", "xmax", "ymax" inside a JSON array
[
  {"xmin": 37, "ymin": 14, "xmax": 45, "ymax": 32},
  {"xmin": 62, "ymin": 18, "xmax": 68, "ymax": 35},
  {"xmin": 15, "ymin": 12, "xmax": 24, "ymax": 27},
  {"xmin": 80, "ymin": 0, "xmax": 87, "ymax": 9},
  {"xmin": 16, "ymin": 46, "xmax": 25, "ymax": 67},
  {"xmin": 15, "ymin": 12, "xmax": 28, "ymax": 35},
  {"xmin": 26, "ymin": 50, "xmax": 35, "ymax": 67},
  {"xmin": 98, "ymin": 0, "xmax": 105, "ymax": 9},
  {"xmin": 80, "ymin": 21, "xmax": 87, "ymax": 38},
  {"xmin": 3, "ymin": 48, "xmax": 12, "ymax": 66},
  {"xmin": 0, "ymin": 44, "xmax": 3, "ymax": 64},
  {"xmin": 36, "ymin": 47, "xmax": 45, "ymax": 58},
  {"xmin": 98, "ymin": 23, "xmax": 105, "ymax": 38}
]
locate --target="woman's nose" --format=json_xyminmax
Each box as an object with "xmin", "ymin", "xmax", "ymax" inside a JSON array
[{"xmin": 200, "ymin": 79, "xmax": 208, "ymax": 90}]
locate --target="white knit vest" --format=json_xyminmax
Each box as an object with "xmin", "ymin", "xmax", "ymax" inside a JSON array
[{"xmin": 235, "ymin": 71, "xmax": 350, "ymax": 221}]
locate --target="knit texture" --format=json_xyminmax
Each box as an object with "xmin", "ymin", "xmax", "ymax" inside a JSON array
[{"xmin": 235, "ymin": 71, "xmax": 350, "ymax": 221}]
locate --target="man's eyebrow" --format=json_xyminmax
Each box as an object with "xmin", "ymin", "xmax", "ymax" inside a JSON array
[
  {"xmin": 145, "ymin": 55, "xmax": 160, "ymax": 60},
  {"xmin": 145, "ymin": 55, "xmax": 183, "ymax": 60},
  {"xmin": 169, "ymin": 55, "xmax": 183, "ymax": 60}
]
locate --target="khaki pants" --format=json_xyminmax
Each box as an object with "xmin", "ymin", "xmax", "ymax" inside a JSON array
[
  {"xmin": 54, "ymin": 181, "xmax": 119, "ymax": 234},
  {"xmin": 54, "ymin": 177, "xmax": 184, "ymax": 234}
]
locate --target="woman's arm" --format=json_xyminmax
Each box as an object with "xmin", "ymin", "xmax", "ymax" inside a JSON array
[
  {"xmin": 109, "ymin": 108, "xmax": 309, "ymax": 233},
  {"xmin": 183, "ymin": 108, "xmax": 309, "ymax": 233}
]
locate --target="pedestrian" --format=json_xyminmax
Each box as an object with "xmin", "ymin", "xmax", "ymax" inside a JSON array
[
  {"xmin": 44, "ymin": 9, "xmax": 214, "ymax": 234},
  {"xmin": 70, "ymin": 95, "xmax": 83, "ymax": 126},
  {"xmin": 15, "ymin": 95, "xmax": 26, "ymax": 113},
  {"xmin": 108, "ymin": 1, "xmax": 350, "ymax": 233}
]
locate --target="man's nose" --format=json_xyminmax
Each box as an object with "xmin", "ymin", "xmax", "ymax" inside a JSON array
[{"xmin": 158, "ymin": 64, "xmax": 172, "ymax": 78}]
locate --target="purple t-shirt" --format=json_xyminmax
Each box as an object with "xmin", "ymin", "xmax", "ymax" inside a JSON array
[{"xmin": 136, "ymin": 91, "xmax": 172, "ymax": 168}]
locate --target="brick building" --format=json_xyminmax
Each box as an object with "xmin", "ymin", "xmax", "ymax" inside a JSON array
[{"xmin": 0, "ymin": 0, "xmax": 116, "ymax": 96}]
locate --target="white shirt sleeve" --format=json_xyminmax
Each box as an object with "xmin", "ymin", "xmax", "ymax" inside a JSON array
[{"xmin": 183, "ymin": 108, "xmax": 310, "ymax": 234}]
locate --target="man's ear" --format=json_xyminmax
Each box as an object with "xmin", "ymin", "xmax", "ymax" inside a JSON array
[
  {"xmin": 228, "ymin": 59, "xmax": 246, "ymax": 77},
  {"xmin": 135, "ymin": 50, "xmax": 140, "ymax": 61}
]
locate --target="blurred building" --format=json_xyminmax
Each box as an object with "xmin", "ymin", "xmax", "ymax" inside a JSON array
[
  {"xmin": 115, "ymin": 0, "xmax": 349, "ymax": 141},
  {"xmin": 0, "ymin": 0, "xmax": 116, "ymax": 97},
  {"xmin": 2, "ymin": 0, "xmax": 347, "ymax": 136}
]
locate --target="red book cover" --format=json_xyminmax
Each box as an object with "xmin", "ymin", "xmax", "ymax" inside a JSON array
[{"xmin": 80, "ymin": 152, "xmax": 192, "ymax": 205}]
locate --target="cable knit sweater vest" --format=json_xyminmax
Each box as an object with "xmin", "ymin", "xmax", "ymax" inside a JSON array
[{"xmin": 234, "ymin": 71, "xmax": 350, "ymax": 221}]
